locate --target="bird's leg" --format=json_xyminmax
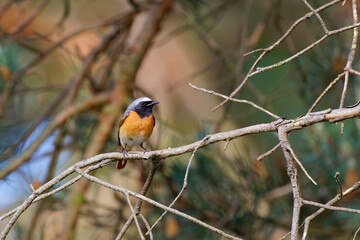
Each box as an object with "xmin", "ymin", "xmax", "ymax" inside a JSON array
[
  {"xmin": 122, "ymin": 145, "xmax": 128, "ymax": 159},
  {"xmin": 140, "ymin": 143, "xmax": 148, "ymax": 153}
]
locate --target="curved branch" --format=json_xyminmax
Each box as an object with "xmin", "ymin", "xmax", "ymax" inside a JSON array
[{"xmin": 2, "ymin": 103, "xmax": 360, "ymax": 239}]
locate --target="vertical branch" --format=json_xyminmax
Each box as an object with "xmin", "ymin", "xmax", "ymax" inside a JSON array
[
  {"xmin": 147, "ymin": 135, "xmax": 210, "ymax": 234},
  {"xmin": 125, "ymin": 193, "xmax": 145, "ymax": 240},
  {"xmin": 116, "ymin": 159, "xmax": 161, "ymax": 240},
  {"xmin": 278, "ymin": 126, "xmax": 302, "ymax": 240},
  {"xmin": 340, "ymin": 0, "xmax": 358, "ymax": 133}
]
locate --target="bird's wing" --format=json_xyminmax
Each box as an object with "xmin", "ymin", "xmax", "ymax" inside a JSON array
[{"xmin": 118, "ymin": 110, "xmax": 130, "ymax": 147}]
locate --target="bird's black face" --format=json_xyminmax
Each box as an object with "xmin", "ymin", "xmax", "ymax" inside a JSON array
[{"xmin": 135, "ymin": 101, "xmax": 159, "ymax": 118}]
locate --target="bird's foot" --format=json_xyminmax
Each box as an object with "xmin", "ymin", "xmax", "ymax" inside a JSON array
[{"xmin": 140, "ymin": 143, "xmax": 149, "ymax": 153}]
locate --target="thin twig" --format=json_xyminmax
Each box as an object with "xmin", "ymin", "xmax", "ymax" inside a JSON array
[
  {"xmin": 287, "ymin": 146, "xmax": 317, "ymax": 185},
  {"xmin": 146, "ymin": 135, "xmax": 211, "ymax": 235},
  {"xmin": 213, "ymin": 0, "xmax": 342, "ymax": 111},
  {"xmin": 301, "ymin": 0, "xmax": 329, "ymax": 34},
  {"xmin": 257, "ymin": 142, "xmax": 281, "ymax": 161},
  {"xmin": 334, "ymin": 172, "xmax": 343, "ymax": 199},
  {"xmin": 302, "ymin": 199, "xmax": 360, "ymax": 214},
  {"xmin": 353, "ymin": 225, "xmax": 360, "ymax": 240},
  {"xmin": 190, "ymin": 83, "xmax": 280, "ymax": 119},
  {"xmin": 250, "ymin": 22, "xmax": 360, "ymax": 77},
  {"xmin": 300, "ymin": 181, "xmax": 360, "ymax": 240},
  {"xmin": 125, "ymin": 194, "xmax": 145, "ymax": 240},
  {"xmin": 223, "ymin": 139, "xmax": 230, "ymax": 151},
  {"xmin": 307, "ymin": 72, "xmax": 346, "ymax": 113},
  {"xmin": 139, "ymin": 214, "xmax": 153, "ymax": 240},
  {"xmin": 340, "ymin": 0, "xmax": 359, "ymax": 134}
]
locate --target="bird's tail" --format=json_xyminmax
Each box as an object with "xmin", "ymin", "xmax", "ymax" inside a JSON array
[
  {"xmin": 116, "ymin": 144, "xmax": 127, "ymax": 170},
  {"xmin": 116, "ymin": 160, "xmax": 127, "ymax": 169}
]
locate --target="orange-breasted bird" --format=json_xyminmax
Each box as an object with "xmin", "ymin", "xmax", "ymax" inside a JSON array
[{"xmin": 116, "ymin": 97, "xmax": 159, "ymax": 169}]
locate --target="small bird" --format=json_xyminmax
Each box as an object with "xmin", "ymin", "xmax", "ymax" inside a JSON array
[{"xmin": 116, "ymin": 97, "xmax": 159, "ymax": 169}]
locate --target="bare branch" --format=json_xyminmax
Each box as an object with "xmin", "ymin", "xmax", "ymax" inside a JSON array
[
  {"xmin": 300, "ymin": 180, "xmax": 360, "ymax": 240},
  {"xmin": 190, "ymin": 83, "xmax": 281, "ymax": 119},
  {"xmin": 147, "ymin": 135, "xmax": 211, "ymax": 234},
  {"xmin": 116, "ymin": 159, "xmax": 161, "ymax": 239},
  {"xmin": 2, "ymin": 103, "xmax": 360, "ymax": 239},
  {"xmin": 340, "ymin": 0, "xmax": 359, "ymax": 133},
  {"xmin": 278, "ymin": 127, "xmax": 302, "ymax": 240},
  {"xmin": 307, "ymin": 72, "xmax": 346, "ymax": 113},
  {"xmin": 125, "ymin": 193, "xmax": 145, "ymax": 240},
  {"xmin": 139, "ymin": 214, "xmax": 153, "ymax": 240},
  {"xmin": 287, "ymin": 145, "xmax": 317, "ymax": 185},
  {"xmin": 75, "ymin": 168, "xmax": 243, "ymax": 240},
  {"xmin": 353, "ymin": 226, "xmax": 360, "ymax": 240},
  {"xmin": 257, "ymin": 142, "xmax": 281, "ymax": 161},
  {"xmin": 213, "ymin": 0, "xmax": 342, "ymax": 111},
  {"xmin": 301, "ymin": 0, "xmax": 329, "ymax": 34},
  {"xmin": 334, "ymin": 172, "xmax": 343, "ymax": 199},
  {"xmin": 302, "ymin": 199, "xmax": 360, "ymax": 214}
]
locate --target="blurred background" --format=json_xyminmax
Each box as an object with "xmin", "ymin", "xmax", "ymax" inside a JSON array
[{"xmin": 0, "ymin": 0, "xmax": 360, "ymax": 239}]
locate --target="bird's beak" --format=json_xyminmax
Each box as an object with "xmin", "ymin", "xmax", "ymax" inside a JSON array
[{"xmin": 150, "ymin": 101, "xmax": 159, "ymax": 106}]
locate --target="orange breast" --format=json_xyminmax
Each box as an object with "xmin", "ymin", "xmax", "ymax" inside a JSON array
[{"xmin": 119, "ymin": 111, "xmax": 155, "ymax": 143}]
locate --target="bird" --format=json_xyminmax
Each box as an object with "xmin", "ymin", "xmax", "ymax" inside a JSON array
[{"xmin": 116, "ymin": 97, "xmax": 159, "ymax": 169}]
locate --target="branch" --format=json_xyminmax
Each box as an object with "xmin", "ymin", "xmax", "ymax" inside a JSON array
[
  {"xmin": 139, "ymin": 214, "xmax": 153, "ymax": 240},
  {"xmin": 75, "ymin": 168, "xmax": 242, "ymax": 240},
  {"xmin": 286, "ymin": 144, "xmax": 317, "ymax": 185},
  {"xmin": 339, "ymin": 0, "xmax": 358, "ymax": 133},
  {"xmin": 116, "ymin": 159, "xmax": 161, "ymax": 239},
  {"xmin": 279, "ymin": 180, "xmax": 360, "ymax": 240},
  {"xmin": 307, "ymin": 72, "xmax": 346, "ymax": 113},
  {"xmin": 146, "ymin": 135, "xmax": 211, "ymax": 234},
  {"xmin": 301, "ymin": 0, "xmax": 329, "ymax": 34},
  {"xmin": 300, "ymin": 181, "xmax": 360, "ymax": 239},
  {"xmin": 2, "ymin": 103, "xmax": 360, "ymax": 239},
  {"xmin": 212, "ymin": 0, "xmax": 344, "ymax": 111},
  {"xmin": 125, "ymin": 193, "xmax": 145, "ymax": 240},
  {"xmin": 189, "ymin": 83, "xmax": 280, "ymax": 119},
  {"xmin": 257, "ymin": 142, "xmax": 281, "ymax": 161},
  {"xmin": 278, "ymin": 127, "xmax": 302, "ymax": 240},
  {"xmin": 302, "ymin": 199, "xmax": 360, "ymax": 214}
]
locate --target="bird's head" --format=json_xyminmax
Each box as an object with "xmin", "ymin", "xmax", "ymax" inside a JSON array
[{"xmin": 131, "ymin": 97, "xmax": 159, "ymax": 118}]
